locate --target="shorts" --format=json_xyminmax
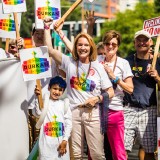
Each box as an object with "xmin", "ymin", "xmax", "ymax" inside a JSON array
[{"xmin": 124, "ymin": 105, "xmax": 157, "ymax": 153}]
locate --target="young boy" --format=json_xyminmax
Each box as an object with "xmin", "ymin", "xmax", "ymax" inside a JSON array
[{"xmin": 34, "ymin": 76, "xmax": 72, "ymax": 160}]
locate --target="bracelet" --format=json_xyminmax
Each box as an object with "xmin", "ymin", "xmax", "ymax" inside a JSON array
[
  {"xmin": 44, "ymin": 25, "xmax": 50, "ymax": 30},
  {"xmin": 111, "ymin": 76, "xmax": 120, "ymax": 84}
]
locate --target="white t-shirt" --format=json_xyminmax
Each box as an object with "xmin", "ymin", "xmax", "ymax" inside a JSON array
[
  {"xmin": 98, "ymin": 55, "xmax": 133, "ymax": 111},
  {"xmin": 39, "ymin": 99, "xmax": 72, "ymax": 160},
  {"xmin": 61, "ymin": 54, "xmax": 112, "ymax": 110}
]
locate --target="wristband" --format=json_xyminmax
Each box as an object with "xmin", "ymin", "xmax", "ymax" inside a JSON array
[
  {"xmin": 111, "ymin": 76, "xmax": 120, "ymax": 84},
  {"xmin": 44, "ymin": 25, "xmax": 50, "ymax": 30}
]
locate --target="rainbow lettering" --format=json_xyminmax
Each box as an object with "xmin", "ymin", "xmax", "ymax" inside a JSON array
[
  {"xmin": 70, "ymin": 73, "xmax": 96, "ymax": 91},
  {"xmin": 37, "ymin": 1, "xmax": 60, "ymax": 20},
  {"xmin": 3, "ymin": 0, "xmax": 24, "ymax": 5},
  {"xmin": 44, "ymin": 115, "xmax": 64, "ymax": 137},
  {"xmin": 22, "ymin": 51, "xmax": 50, "ymax": 74},
  {"xmin": 0, "ymin": 18, "xmax": 15, "ymax": 31}
]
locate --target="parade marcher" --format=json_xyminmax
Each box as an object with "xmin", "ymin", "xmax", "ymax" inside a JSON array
[
  {"xmin": 97, "ymin": 42, "xmax": 106, "ymax": 56},
  {"xmin": 97, "ymin": 30, "xmax": 133, "ymax": 160},
  {"xmin": 43, "ymin": 17, "xmax": 114, "ymax": 160},
  {"xmin": 123, "ymin": 30, "xmax": 160, "ymax": 160},
  {"xmin": 28, "ymin": 27, "xmax": 67, "ymax": 151},
  {"xmin": 0, "ymin": 37, "xmax": 24, "ymax": 59},
  {"xmin": 34, "ymin": 76, "xmax": 72, "ymax": 160}
]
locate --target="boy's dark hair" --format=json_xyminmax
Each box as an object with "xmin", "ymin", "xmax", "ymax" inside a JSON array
[{"xmin": 49, "ymin": 76, "xmax": 67, "ymax": 90}]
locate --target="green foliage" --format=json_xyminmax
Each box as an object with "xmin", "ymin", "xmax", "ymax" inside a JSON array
[
  {"xmin": 20, "ymin": 0, "xmax": 34, "ymax": 38},
  {"xmin": 20, "ymin": 0, "xmax": 81, "ymax": 38},
  {"xmin": 154, "ymin": 0, "xmax": 160, "ymax": 13},
  {"xmin": 98, "ymin": 3, "xmax": 159, "ymax": 58}
]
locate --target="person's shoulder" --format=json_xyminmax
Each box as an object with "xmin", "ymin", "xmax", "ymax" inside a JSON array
[{"xmin": 125, "ymin": 54, "xmax": 134, "ymax": 61}]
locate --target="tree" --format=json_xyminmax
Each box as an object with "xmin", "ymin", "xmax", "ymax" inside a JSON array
[
  {"xmin": 98, "ymin": 3, "xmax": 159, "ymax": 57},
  {"xmin": 20, "ymin": 0, "xmax": 81, "ymax": 38},
  {"xmin": 20, "ymin": 0, "xmax": 34, "ymax": 38},
  {"xmin": 154, "ymin": 0, "xmax": 160, "ymax": 13}
]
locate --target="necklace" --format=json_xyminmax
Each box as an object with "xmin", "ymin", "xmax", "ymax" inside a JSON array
[
  {"xmin": 104, "ymin": 56, "xmax": 117, "ymax": 73},
  {"xmin": 134, "ymin": 53, "xmax": 151, "ymax": 77},
  {"xmin": 76, "ymin": 60, "xmax": 91, "ymax": 85}
]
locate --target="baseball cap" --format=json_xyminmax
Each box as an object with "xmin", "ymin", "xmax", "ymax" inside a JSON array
[{"xmin": 134, "ymin": 30, "xmax": 151, "ymax": 39}]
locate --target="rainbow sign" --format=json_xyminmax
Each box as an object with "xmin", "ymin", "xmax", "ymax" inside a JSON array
[
  {"xmin": 44, "ymin": 115, "xmax": 64, "ymax": 137},
  {"xmin": 37, "ymin": 6, "xmax": 60, "ymax": 20},
  {"xmin": 0, "ymin": 18, "xmax": 15, "ymax": 31},
  {"xmin": 3, "ymin": 0, "xmax": 24, "ymax": 5},
  {"xmin": 70, "ymin": 74, "xmax": 96, "ymax": 92},
  {"xmin": 22, "ymin": 51, "xmax": 50, "ymax": 74}
]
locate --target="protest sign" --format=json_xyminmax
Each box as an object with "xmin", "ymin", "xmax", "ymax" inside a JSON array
[
  {"xmin": 2, "ymin": 0, "xmax": 26, "ymax": 13},
  {"xmin": 143, "ymin": 16, "xmax": 160, "ymax": 37},
  {"xmin": 0, "ymin": 3, "xmax": 21, "ymax": 39},
  {"xmin": 34, "ymin": 0, "xmax": 61, "ymax": 29},
  {"xmin": 19, "ymin": 46, "xmax": 52, "ymax": 81}
]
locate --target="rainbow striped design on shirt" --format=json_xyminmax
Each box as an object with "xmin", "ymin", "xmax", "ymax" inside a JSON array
[
  {"xmin": 3, "ymin": 0, "xmax": 24, "ymax": 5},
  {"xmin": 37, "ymin": 1, "xmax": 60, "ymax": 20},
  {"xmin": 0, "ymin": 18, "xmax": 15, "ymax": 31},
  {"xmin": 44, "ymin": 115, "xmax": 64, "ymax": 137},
  {"xmin": 22, "ymin": 51, "xmax": 49, "ymax": 74},
  {"xmin": 70, "ymin": 73, "xmax": 96, "ymax": 91}
]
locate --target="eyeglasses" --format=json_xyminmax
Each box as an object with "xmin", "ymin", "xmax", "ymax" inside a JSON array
[{"xmin": 104, "ymin": 42, "xmax": 118, "ymax": 48}]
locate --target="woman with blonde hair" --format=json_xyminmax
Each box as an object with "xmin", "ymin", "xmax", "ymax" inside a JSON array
[{"xmin": 43, "ymin": 17, "xmax": 114, "ymax": 160}]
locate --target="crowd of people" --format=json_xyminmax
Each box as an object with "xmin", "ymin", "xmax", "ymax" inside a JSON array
[{"xmin": 0, "ymin": 11, "xmax": 160, "ymax": 160}]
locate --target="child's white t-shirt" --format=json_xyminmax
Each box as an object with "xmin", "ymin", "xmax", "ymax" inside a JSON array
[{"xmin": 39, "ymin": 99, "xmax": 72, "ymax": 160}]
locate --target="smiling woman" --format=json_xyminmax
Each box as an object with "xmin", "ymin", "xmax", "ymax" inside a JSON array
[{"xmin": 43, "ymin": 17, "xmax": 114, "ymax": 160}]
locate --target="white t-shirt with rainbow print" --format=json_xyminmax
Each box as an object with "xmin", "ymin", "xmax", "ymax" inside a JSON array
[
  {"xmin": 61, "ymin": 54, "xmax": 112, "ymax": 110},
  {"xmin": 39, "ymin": 99, "xmax": 72, "ymax": 160}
]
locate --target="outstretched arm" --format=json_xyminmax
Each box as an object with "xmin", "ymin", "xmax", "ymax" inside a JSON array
[
  {"xmin": 43, "ymin": 17, "xmax": 62, "ymax": 65},
  {"xmin": 54, "ymin": 22, "xmax": 73, "ymax": 53}
]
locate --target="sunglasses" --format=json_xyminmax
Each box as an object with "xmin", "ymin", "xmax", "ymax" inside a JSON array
[{"xmin": 104, "ymin": 42, "xmax": 118, "ymax": 48}]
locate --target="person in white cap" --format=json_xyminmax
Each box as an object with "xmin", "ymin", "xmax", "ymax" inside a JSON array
[{"xmin": 123, "ymin": 30, "xmax": 160, "ymax": 160}]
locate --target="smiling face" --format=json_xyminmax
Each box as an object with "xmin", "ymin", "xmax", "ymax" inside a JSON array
[
  {"xmin": 76, "ymin": 37, "xmax": 91, "ymax": 63},
  {"xmin": 104, "ymin": 37, "xmax": 118, "ymax": 59},
  {"xmin": 48, "ymin": 84, "xmax": 64, "ymax": 100},
  {"xmin": 134, "ymin": 35, "xmax": 151, "ymax": 54}
]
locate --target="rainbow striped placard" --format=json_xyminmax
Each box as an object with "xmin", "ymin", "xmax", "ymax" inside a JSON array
[
  {"xmin": 19, "ymin": 47, "xmax": 52, "ymax": 81},
  {"xmin": 0, "ymin": 18, "xmax": 15, "ymax": 31},
  {"xmin": 35, "ymin": 0, "xmax": 61, "ymax": 29},
  {"xmin": 22, "ymin": 57, "xmax": 50, "ymax": 74},
  {"xmin": 3, "ymin": 0, "xmax": 24, "ymax": 5},
  {"xmin": 37, "ymin": 6, "xmax": 60, "ymax": 20},
  {"xmin": 2, "ymin": 0, "xmax": 26, "ymax": 13}
]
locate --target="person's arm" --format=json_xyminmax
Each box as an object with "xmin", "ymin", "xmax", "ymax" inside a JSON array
[
  {"xmin": 148, "ymin": 68, "xmax": 160, "ymax": 89},
  {"xmin": 103, "ymin": 64, "xmax": 134, "ymax": 94},
  {"xmin": 54, "ymin": 22, "xmax": 73, "ymax": 53},
  {"xmin": 43, "ymin": 17, "xmax": 62, "ymax": 65}
]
